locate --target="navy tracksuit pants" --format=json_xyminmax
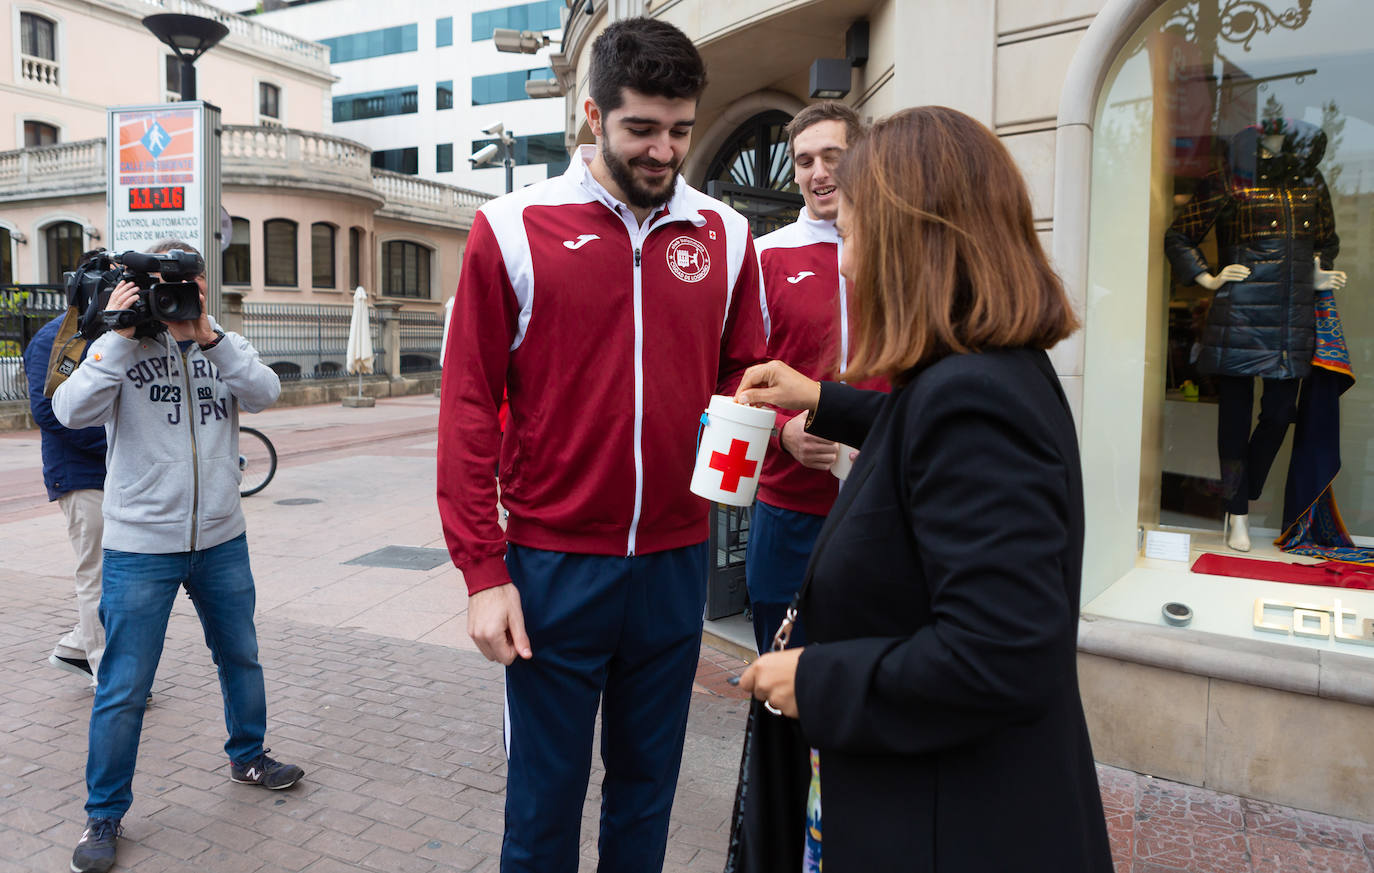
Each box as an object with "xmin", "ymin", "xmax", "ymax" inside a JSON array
[
  {"xmin": 744, "ymin": 499, "xmax": 821, "ymax": 653},
  {"xmin": 501, "ymin": 542, "xmax": 708, "ymax": 873}
]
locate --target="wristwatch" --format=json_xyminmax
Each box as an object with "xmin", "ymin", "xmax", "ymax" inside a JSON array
[{"xmin": 199, "ymin": 329, "xmax": 226, "ymax": 351}]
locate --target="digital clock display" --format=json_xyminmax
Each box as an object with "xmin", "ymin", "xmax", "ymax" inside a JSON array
[{"xmin": 128, "ymin": 186, "xmax": 185, "ymax": 212}]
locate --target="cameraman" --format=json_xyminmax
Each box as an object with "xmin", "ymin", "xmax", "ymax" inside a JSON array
[{"xmin": 53, "ymin": 240, "xmax": 304, "ymax": 873}]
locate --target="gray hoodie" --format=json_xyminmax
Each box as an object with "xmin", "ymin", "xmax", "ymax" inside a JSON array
[{"xmin": 53, "ymin": 322, "xmax": 281, "ymax": 554}]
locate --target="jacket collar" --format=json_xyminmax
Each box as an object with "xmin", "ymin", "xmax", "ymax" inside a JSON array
[
  {"xmin": 565, "ymin": 143, "xmax": 706, "ymax": 228},
  {"xmin": 793, "ymin": 207, "xmax": 840, "ymax": 245}
]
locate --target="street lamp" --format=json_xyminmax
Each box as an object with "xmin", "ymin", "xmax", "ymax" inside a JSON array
[
  {"xmin": 142, "ymin": 13, "xmax": 229, "ymax": 101},
  {"xmin": 470, "ymin": 122, "xmax": 516, "ymax": 194}
]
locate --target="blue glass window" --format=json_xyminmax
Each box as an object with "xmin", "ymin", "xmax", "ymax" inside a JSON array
[
  {"xmin": 436, "ymin": 17, "xmax": 452, "ymax": 47},
  {"xmin": 471, "ymin": 0, "xmax": 562, "ymax": 41},
  {"xmin": 471, "ymin": 67, "xmax": 553, "ymax": 105},
  {"xmin": 372, "ymin": 147, "xmax": 418, "ymax": 175},
  {"xmin": 436, "ymin": 143, "xmax": 453, "ymax": 173},
  {"xmin": 437, "ymin": 80, "xmax": 453, "ymax": 110},
  {"xmin": 320, "ymin": 24, "xmax": 418, "ymax": 63},
  {"xmin": 470, "ymin": 131, "xmax": 568, "ymax": 174},
  {"xmin": 333, "ymin": 86, "xmax": 418, "ymax": 122}
]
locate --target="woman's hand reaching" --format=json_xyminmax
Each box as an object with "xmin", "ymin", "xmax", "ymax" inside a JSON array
[{"xmin": 734, "ymin": 361, "xmax": 821, "ymax": 412}]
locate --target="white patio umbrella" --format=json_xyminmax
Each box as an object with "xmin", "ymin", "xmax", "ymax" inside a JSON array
[
  {"xmin": 439, "ymin": 295, "xmax": 455, "ymax": 367},
  {"xmin": 345, "ymin": 286, "xmax": 373, "ymax": 399}
]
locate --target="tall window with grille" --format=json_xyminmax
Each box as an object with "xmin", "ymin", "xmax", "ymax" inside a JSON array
[
  {"xmin": 0, "ymin": 228, "xmax": 13, "ymax": 285},
  {"xmin": 311, "ymin": 223, "xmax": 336, "ymax": 289},
  {"xmin": 19, "ymin": 12, "xmax": 58, "ymax": 88},
  {"xmin": 224, "ymin": 218, "xmax": 251, "ymax": 285},
  {"xmin": 382, "ymin": 241, "xmax": 430, "ymax": 298},
  {"xmin": 264, "ymin": 219, "xmax": 298, "ymax": 287},
  {"xmin": 44, "ymin": 223, "xmax": 82, "ymax": 285}
]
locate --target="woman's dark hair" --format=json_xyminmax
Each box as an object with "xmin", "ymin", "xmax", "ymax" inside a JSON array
[
  {"xmin": 588, "ymin": 17, "xmax": 707, "ymax": 114},
  {"xmin": 836, "ymin": 106, "xmax": 1078, "ymax": 385}
]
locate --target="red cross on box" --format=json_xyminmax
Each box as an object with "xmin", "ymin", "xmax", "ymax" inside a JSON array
[{"xmin": 708, "ymin": 438, "xmax": 757, "ymax": 493}]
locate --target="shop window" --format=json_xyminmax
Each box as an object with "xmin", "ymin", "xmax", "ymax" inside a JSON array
[
  {"xmin": 1082, "ymin": 0, "xmax": 1374, "ymax": 648},
  {"xmin": 24, "ymin": 121, "xmax": 58, "ymax": 147},
  {"xmin": 224, "ymin": 217, "xmax": 251, "ymax": 285},
  {"xmin": 311, "ymin": 222, "xmax": 336, "ymax": 289},
  {"xmin": 382, "ymin": 241, "xmax": 430, "ymax": 298},
  {"xmin": 263, "ymin": 219, "xmax": 297, "ymax": 287}
]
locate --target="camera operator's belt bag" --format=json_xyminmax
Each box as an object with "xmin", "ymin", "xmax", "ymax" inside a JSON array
[{"xmin": 42, "ymin": 307, "xmax": 89, "ymax": 398}]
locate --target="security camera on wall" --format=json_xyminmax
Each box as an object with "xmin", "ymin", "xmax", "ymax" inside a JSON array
[
  {"xmin": 481, "ymin": 122, "xmax": 505, "ymax": 137},
  {"xmin": 469, "ymin": 143, "xmax": 500, "ymax": 167}
]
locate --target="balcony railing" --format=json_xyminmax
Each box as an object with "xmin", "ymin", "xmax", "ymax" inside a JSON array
[
  {"xmin": 0, "ymin": 131, "xmax": 493, "ymax": 224},
  {"xmin": 111, "ymin": 0, "xmax": 330, "ymax": 69},
  {"xmin": 20, "ymin": 55, "xmax": 59, "ymax": 88}
]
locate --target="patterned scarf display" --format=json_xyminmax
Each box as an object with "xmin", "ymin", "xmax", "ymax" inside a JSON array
[{"xmin": 1276, "ymin": 287, "xmax": 1372, "ymax": 562}]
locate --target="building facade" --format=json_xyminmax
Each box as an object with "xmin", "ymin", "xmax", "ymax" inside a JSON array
[
  {"xmin": 552, "ymin": 0, "xmax": 1374, "ymax": 822},
  {"xmin": 0, "ymin": 0, "xmax": 491, "ymax": 379},
  {"xmin": 246, "ymin": 0, "xmax": 568, "ymax": 195}
]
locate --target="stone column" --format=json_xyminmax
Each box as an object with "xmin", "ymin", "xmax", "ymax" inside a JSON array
[
  {"xmin": 375, "ymin": 301, "xmax": 403, "ymax": 380},
  {"xmin": 219, "ymin": 289, "xmax": 245, "ymax": 335}
]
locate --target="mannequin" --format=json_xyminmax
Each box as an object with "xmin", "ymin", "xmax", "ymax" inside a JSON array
[{"xmin": 1164, "ymin": 119, "xmax": 1345, "ymax": 551}]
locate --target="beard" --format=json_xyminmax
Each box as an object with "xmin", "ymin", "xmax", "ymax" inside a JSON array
[{"xmin": 601, "ymin": 138, "xmax": 680, "ymax": 210}]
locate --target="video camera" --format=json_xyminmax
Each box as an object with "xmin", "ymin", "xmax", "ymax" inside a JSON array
[{"xmin": 65, "ymin": 249, "xmax": 204, "ymax": 340}]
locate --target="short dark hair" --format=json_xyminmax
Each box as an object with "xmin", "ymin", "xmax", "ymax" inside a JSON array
[
  {"xmin": 588, "ymin": 17, "xmax": 707, "ymax": 115},
  {"xmin": 785, "ymin": 102, "xmax": 864, "ymax": 158}
]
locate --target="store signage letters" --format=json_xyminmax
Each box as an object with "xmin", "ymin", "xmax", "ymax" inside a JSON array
[{"xmin": 1253, "ymin": 598, "xmax": 1374, "ymax": 646}]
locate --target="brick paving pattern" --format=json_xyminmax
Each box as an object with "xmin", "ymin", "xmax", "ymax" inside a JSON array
[{"xmin": 2, "ymin": 395, "xmax": 1371, "ymax": 872}]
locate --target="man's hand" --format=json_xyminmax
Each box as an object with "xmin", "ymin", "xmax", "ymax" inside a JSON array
[
  {"xmin": 104, "ymin": 280, "xmax": 141, "ymax": 339},
  {"xmin": 467, "ymin": 583, "xmax": 533, "ymax": 665},
  {"xmin": 780, "ymin": 412, "xmax": 837, "ymax": 469}
]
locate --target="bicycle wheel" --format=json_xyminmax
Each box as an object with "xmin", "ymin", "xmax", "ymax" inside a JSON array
[{"xmin": 239, "ymin": 426, "xmax": 278, "ymax": 497}]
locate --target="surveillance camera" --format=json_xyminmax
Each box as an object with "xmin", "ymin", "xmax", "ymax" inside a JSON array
[
  {"xmin": 481, "ymin": 121, "xmax": 505, "ymax": 137},
  {"xmin": 469, "ymin": 143, "xmax": 500, "ymax": 166}
]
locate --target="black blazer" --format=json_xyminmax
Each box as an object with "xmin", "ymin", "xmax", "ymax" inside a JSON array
[{"xmin": 794, "ymin": 348, "xmax": 1112, "ymax": 873}]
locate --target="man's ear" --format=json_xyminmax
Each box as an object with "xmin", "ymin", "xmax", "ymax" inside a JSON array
[{"xmin": 585, "ymin": 97, "xmax": 603, "ymax": 139}]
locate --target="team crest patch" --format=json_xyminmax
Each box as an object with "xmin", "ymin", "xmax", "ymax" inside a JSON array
[{"xmin": 666, "ymin": 236, "xmax": 710, "ymax": 283}]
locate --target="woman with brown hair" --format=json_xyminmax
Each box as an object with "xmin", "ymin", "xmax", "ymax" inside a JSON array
[{"xmin": 736, "ymin": 106, "xmax": 1113, "ymax": 872}]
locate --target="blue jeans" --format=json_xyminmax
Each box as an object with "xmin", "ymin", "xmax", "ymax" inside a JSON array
[
  {"xmin": 501, "ymin": 542, "xmax": 708, "ymax": 873},
  {"xmin": 86, "ymin": 533, "xmax": 266, "ymax": 819}
]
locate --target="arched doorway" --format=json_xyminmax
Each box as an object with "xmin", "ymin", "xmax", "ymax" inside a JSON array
[{"xmin": 702, "ymin": 111, "xmax": 803, "ymax": 236}]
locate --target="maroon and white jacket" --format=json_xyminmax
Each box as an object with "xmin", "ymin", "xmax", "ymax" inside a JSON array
[
  {"xmin": 438, "ymin": 145, "xmax": 767, "ymax": 595},
  {"xmin": 755, "ymin": 211, "xmax": 884, "ymax": 516}
]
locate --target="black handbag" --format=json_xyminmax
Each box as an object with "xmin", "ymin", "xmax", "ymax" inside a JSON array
[{"xmin": 723, "ymin": 596, "xmax": 812, "ymax": 873}]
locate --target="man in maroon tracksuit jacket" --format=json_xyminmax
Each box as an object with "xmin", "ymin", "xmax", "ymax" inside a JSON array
[
  {"xmin": 436, "ymin": 18, "xmax": 765, "ymax": 873},
  {"xmin": 748, "ymin": 103, "xmax": 877, "ymax": 652}
]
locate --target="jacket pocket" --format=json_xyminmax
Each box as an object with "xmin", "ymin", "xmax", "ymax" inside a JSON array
[
  {"xmin": 118, "ymin": 460, "xmax": 184, "ymax": 524},
  {"xmin": 199, "ymin": 456, "xmax": 241, "ymax": 522}
]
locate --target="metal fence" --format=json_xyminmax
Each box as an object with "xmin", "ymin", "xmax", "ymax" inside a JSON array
[
  {"xmin": 241, "ymin": 302, "xmax": 384, "ymax": 381},
  {"xmin": 398, "ymin": 308, "xmax": 443, "ymax": 374},
  {"xmin": 240, "ymin": 302, "xmax": 444, "ymax": 381},
  {"xmin": 0, "ymin": 286, "xmax": 66, "ymax": 402}
]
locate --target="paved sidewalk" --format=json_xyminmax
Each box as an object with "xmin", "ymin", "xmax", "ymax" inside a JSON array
[{"xmin": 2, "ymin": 395, "xmax": 1371, "ymax": 872}]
